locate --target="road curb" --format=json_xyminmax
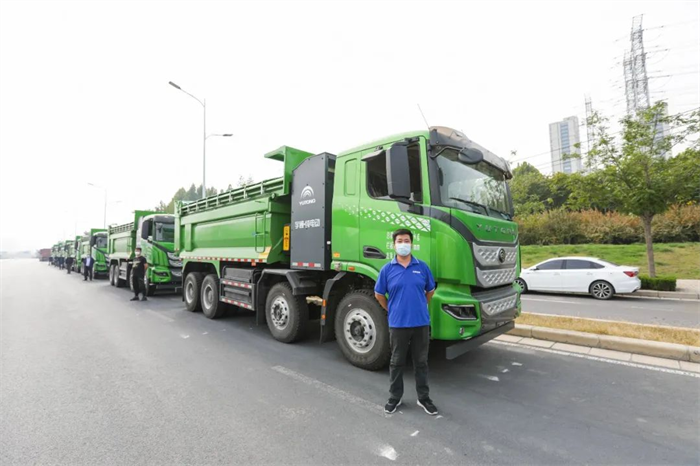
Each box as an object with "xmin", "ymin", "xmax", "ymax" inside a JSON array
[
  {"xmin": 508, "ymin": 324, "xmax": 700, "ymax": 362},
  {"xmin": 635, "ymin": 289, "xmax": 700, "ymax": 300}
]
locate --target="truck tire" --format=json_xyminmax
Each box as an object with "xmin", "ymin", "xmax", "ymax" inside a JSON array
[
  {"xmin": 334, "ymin": 289, "xmax": 390, "ymax": 371},
  {"xmin": 129, "ymin": 269, "xmax": 135, "ymax": 292},
  {"xmin": 265, "ymin": 282, "xmax": 308, "ymax": 343},
  {"xmin": 109, "ymin": 264, "xmax": 116, "ymax": 286},
  {"xmin": 201, "ymin": 274, "xmax": 225, "ymax": 319},
  {"xmin": 116, "ymin": 264, "xmax": 126, "ymax": 288},
  {"xmin": 184, "ymin": 272, "xmax": 203, "ymax": 312}
]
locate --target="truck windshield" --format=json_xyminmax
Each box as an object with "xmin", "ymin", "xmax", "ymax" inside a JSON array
[
  {"xmin": 434, "ymin": 149, "xmax": 512, "ymax": 219},
  {"xmin": 155, "ymin": 222, "xmax": 175, "ymax": 242},
  {"xmin": 95, "ymin": 236, "xmax": 107, "ymax": 248}
]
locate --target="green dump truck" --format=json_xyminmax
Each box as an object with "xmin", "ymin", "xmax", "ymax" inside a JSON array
[
  {"xmin": 176, "ymin": 126, "xmax": 520, "ymax": 370},
  {"xmin": 69, "ymin": 235, "xmax": 82, "ymax": 272},
  {"xmin": 77, "ymin": 228, "xmax": 108, "ymax": 277},
  {"xmin": 53, "ymin": 242, "xmax": 64, "ymax": 267},
  {"xmin": 107, "ymin": 211, "xmax": 182, "ymax": 294},
  {"xmin": 50, "ymin": 243, "xmax": 60, "ymax": 266}
]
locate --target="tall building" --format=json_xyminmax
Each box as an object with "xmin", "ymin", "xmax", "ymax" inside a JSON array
[{"xmin": 549, "ymin": 116, "xmax": 583, "ymax": 174}]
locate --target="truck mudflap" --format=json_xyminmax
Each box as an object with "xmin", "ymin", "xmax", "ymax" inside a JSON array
[{"xmin": 444, "ymin": 321, "xmax": 514, "ymax": 360}]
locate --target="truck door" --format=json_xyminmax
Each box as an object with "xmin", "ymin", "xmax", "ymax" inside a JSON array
[
  {"xmin": 330, "ymin": 154, "xmax": 361, "ymax": 263},
  {"xmin": 358, "ymin": 141, "xmax": 431, "ymax": 275}
]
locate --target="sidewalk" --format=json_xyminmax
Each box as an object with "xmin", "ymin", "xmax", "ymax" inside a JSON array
[
  {"xmin": 502, "ymin": 324, "xmax": 700, "ymax": 372},
  {"xmin": 634, "ymin": 279, "xmax": 700, "ymax": 300}
]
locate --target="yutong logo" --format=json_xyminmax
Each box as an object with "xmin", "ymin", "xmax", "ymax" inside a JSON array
[{"xmin": 299, "ymin": 186, "xmax": 316, "ymax": 206}]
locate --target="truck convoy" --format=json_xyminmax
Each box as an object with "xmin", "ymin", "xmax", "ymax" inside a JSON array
[
  {"xmin": 175, "ymin": 126, "xmax": 520, "ymax": 370},
  {"xmin": 107, "ymin": 211, "xmax": 182, "ymax": 295},
  {"xmin": 47, "ymin": 126, "xmax": 520, "ymax": 370}
]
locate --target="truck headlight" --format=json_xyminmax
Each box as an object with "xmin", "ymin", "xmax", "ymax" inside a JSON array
[{"xmin": 442, "ymin": 304, "xmax": 478, "ymax": 321}]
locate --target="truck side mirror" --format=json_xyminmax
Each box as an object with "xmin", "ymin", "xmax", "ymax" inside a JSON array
[{"xmin": 386, "ymin": 143, "xmax": 411, "ymax": 202}]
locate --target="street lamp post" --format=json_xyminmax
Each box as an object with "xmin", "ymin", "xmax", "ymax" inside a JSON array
[{"xmin": 169, "ymin": 81, "xmax": 232, "ymax": 199}]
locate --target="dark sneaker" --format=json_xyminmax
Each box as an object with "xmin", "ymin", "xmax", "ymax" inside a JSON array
[
  {"xmin": 130, "ymin": 297, "xmax": 139, "ymax": 301},
  {"xmin": 140, "ymin": 297, "xmax": 148, "ymax": 301},
  {"xmin": 417, "ymin": 398, "xmax": 438, "ymax": 415},
  {"xmin": 384, "ymin": 399, "xmax": 402, "ymax": 414}
]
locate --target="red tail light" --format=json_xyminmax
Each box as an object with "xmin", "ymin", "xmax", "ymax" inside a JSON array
[{"xmin": 623, "ymin": 271, "xmax": 637, "ymax": 277}]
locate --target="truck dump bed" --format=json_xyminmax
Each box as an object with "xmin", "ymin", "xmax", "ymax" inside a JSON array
[{"xmin": 176, "ymin": 146, "xmax": 314, "ymax": 266}]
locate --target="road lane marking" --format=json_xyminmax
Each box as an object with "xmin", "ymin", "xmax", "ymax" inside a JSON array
[
  {"xmin": 145, "ymin": 309, "xmax": 175, "ymax": 323},
  {"xmin": 410, "ymin": 431, "xmax": 419, "ymax": 437},
  {"xmin": 271, "ymin": 366, "xmax": 384, "ymax": 414},
  {"xmin": 489, "ymin": 341, "xmax": 700, "ymax": 378},
  {"xmin": 378, "ymin": 445, "xmax": 398, "ymax": 461},
  {"xmin": 521, "ymin": 297, "xmax": 581, "ymax": 305}
]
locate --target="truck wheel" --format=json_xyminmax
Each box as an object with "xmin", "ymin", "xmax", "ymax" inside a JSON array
[
  {"xmin": 109, "ymin": 265, "xmax": 116, "ymax": 286},
  {"xmin": 184, "ymin": 272, "xmax": 203, "ymax": 312},
  {"xmin": 201, "ymin": 274, "xmax": 225, "ymax": 319},
  {"xmin": 334, "ymin": 289, "xmax": 390, "ymax": 371},
  {"xmin": 116, "ymin": 265, "xmax": 126, "ymax": 288},
  {"xmin": 129, "ymin": 270, "xmax": 135, "ymax": 292},
  {"xmin": 265, "ymin": 282, "xmax": 308, "ymax": 343}
]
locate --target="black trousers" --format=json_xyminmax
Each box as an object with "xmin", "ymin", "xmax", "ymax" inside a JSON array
[
  {"xmin": 389, "ymin": 325, "xmax": 430, "ymax": 401},
  {"xmin": 132, "ymin": 272, "xmax": 144, "ymax": 297},
  {"xmin": 83, "ymin": 264, "xmax": 93, "ymax": 281}
]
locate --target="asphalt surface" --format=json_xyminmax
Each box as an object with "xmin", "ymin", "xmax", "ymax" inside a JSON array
[
  {"xmin": 2, "ymin": 259, "xmax": 699, "ymax": 465},
  {"xmin": 522, "ymin": 292, "xmax": 700, "ymax": 328}
]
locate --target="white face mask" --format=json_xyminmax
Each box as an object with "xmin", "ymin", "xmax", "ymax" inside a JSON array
[
  {"xmin": 135, "ymin": 251, "xmax": 141, "ymax": 257},
  {"xmin": 395, "ymin": 243, "xmax": 412, "ymax": 257}
]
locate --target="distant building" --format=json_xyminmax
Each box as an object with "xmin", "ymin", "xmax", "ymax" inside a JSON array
[{"xmin": 549, "ymin": 116, "xmax": 583, "ymax": 174}]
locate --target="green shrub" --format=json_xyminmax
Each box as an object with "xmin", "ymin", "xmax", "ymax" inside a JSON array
[
  {"xmin": 516, "ymin": 204, "xmax": 700, "ymax": 245},
  {"xmin": 639, "ymin": 274, "xmax": 677, "ymax": 292}
]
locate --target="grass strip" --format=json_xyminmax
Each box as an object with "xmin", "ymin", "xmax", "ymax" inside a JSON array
[{"xmin": 517, "ymin": 312, "xmax": 700, "ymax": 347}]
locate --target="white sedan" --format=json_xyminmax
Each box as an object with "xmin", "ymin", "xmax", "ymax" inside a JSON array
[{"xmin": 515, "ymin": 257, "xmax": 641, "ymax": 300}]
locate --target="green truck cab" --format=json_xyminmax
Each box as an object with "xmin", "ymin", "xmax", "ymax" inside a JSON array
[
  {"xmin": 107, "ymin": 211, "xmax": 181, "ymax": 295},
  {"xmin": 77, "ymin": 229, "xmax": 108, "ymax": 276},
  {"xmin": 177, "ymin": 126, "xmax": 520, "ymax": 370},
  {"xmin": 50, "ymin": 243, "xmax": 60, "ymax": 266}
]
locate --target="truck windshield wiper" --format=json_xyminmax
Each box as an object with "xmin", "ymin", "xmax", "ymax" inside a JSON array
[
  {"xmin": 489, "ymin": 207, "xmax": 513, "ymax": 220},
  {"xmin": 449, "ymin": 197, "xmax": 490, "ymax": 216}
]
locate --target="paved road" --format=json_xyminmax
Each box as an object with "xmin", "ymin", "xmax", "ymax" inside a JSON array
[
  {"xmin": 2, "ymin": 260, "xmax": 699, "ymax": 465},
  {"xmin": 522, "ymin": 292, "xmax": 700, "ymax": 328}
]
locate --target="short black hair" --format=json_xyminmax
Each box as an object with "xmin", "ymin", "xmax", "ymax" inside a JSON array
[
  {"xmin": 392, "ymin": 229, "xmax": 413, "ymax": 243},
  {"xmin": 135, "ymin": 247, "xmax": 142, "ymax": 251}
]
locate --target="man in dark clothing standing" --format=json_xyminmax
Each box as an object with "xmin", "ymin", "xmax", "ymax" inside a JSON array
[
  {"xmin": 65, "ymin": 256, "xmax": 74, "ymax": 274},
  {"xmin": 83, "ymin": 254, "xmax": 94, "ymax": 281},
  {"xmin": 130, "ymin": 247, "xmax": 148, "ymax": 302},
  {"xmin": 375, "ymin": 229, "xmax": 438, "ymax": 416}
]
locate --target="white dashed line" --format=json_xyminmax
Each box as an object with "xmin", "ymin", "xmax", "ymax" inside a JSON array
[
  {"xmin": 379, "ymin": 445, "xmax": 398, "ymax": 461},
  {"xmin": 271, "ymin": 366, "xmax": 383, "ymax": 414}
]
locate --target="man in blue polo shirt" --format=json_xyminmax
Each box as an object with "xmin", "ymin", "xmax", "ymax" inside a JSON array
[{"xmin": 375, "ymin": 228, "xmax": 437, "ymax": 415}]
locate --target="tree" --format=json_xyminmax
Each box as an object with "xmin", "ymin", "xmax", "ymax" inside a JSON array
[
  {"xmin": 587, "ymin": 102, "xmax": 699, "ymax": 276},
  {"xmin": 509, "ymin": 162, "xmax": 552, "ymax": 216},
  {"xmin": 236, "ymin": 174, "xmax": 255, "ymax": 188},
  {"xmin": 667, "ymin": 148, "xmax": 700, "ymax": 204}
]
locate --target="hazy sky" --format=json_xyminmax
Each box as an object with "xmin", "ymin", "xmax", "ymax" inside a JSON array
[{"xmin": 1, "ymin": 0, "xmax": 698, "ymax": 251}]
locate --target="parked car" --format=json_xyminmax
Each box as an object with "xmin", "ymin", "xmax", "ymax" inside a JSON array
[{"xmin": 515, "ymin": 257, "xmax": 641, "ymax": 300}]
